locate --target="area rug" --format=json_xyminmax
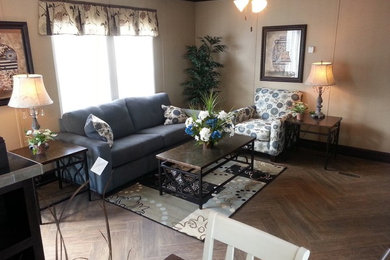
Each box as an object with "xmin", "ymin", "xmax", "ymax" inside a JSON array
[{"xmin": 106, "ymin": 159, "xmax": 286, "ymax": 240}]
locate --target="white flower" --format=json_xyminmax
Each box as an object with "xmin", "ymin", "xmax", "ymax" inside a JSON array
[
  {"xmin": 224, "ymin": 125, "xmax": 235, "ymax": 137},
  {"xmin": 196, "ymin": 119, "xmax": 202, "ymax": 124},
  {"xmin": 194, "ymin": 135, "xmax": 199, "ymax": 141},
  {"xmin": 229, "ymin": 128, "xmax": 235, "ymax": 137},
  {"xmin": 217, "ymin": 110, "xmax": 228, "ymax": 120},
  {"xmin": 26, "ymin": 130, "xmax": 32, "ymax": 135},
  {"xmin": 198, "ymin": 111, "xmax": 209, "ymax": 121},
  {"xmin": 199, "ymin": 127, "xmax": 211, "ymax": 142},
  {"xmin": 185, "ymin": 117, "xmax": 194, "ymax": 127}
]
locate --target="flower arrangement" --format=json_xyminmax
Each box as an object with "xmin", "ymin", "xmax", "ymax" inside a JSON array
[
  {"xmin": 26, "ymin": 129, "xmax": 57, "ymax": 155},
  {"xmin": 184, "ymin": 92, "xmax": 234, "ymax": 148},
  {"xmin": 290, "ymin": 101, "xmax": 308, "ymax": 115}
]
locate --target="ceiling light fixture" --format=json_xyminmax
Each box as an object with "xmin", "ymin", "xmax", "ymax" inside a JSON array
[{"xmin": 234, "ymin": 0, "xmax": 267, "ymax": 13}]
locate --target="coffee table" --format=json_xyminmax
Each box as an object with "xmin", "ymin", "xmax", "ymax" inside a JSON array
[{"xmin": 156, "ymin": 135, "xmax": 255, "ymax": 209}]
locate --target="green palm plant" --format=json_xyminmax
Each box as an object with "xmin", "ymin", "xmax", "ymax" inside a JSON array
[{"xmin": 182, "ymin": 35, "xmax": 226, "ymax": 108}]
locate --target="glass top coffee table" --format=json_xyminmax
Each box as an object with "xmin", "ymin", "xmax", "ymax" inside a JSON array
[{"xmin": 156, "ymin": 135, "xmax": 255, "ymax": 209}]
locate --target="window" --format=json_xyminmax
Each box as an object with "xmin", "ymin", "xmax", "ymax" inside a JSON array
[
  {"xmin": 52, "ymin": 35, "xmax": 155, "ymax": 114},
  {"xmin": 114, "ymin": 36, "xmax": 155, "ymax": 98}
]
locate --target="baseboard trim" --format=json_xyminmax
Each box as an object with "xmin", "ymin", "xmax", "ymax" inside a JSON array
[{"xmin": 298, "ymin": 139, "xmax": 390, "ymax": 163}]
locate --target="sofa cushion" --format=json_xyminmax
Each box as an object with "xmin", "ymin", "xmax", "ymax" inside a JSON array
[
  {"xmin": 84, "ymin": 114, "xmax": 114, "ymax": 147},
  {"xmin": 61, "ymin": 99, "xmax": 135, "ymax": 139},
  {"xmin": 161, "ymin": 105, "xmax": 188, "ymax": 125},
  {"xmin": 137, "ymin": 123, "xmax": 190, "ymax": 147},
  {"xmin": 254, "ymin": 88, "xmax": 302, "ymax": 120},
  {"xmin": 234, "ymin": 119, "xmax": 272, "ymax": 141},
  {"xmin": 99, "ymin": 99, "xmax": 136, "ymax": 139},
  {"xmin": 111, "ymin": 134, "xmax": 164, "ymax": 167},
  {"xmin": 125, "ymin": 93, "xmax": 171, "ymax": 131}
]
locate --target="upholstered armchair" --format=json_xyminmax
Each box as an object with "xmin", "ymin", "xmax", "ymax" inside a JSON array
[{"xmin": 233, "ymin": 87, "xmax": 302, "ymax": 157}]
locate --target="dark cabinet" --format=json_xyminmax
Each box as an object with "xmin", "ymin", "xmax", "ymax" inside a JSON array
[{"xmin": 0, "ymin": 154, "xmax": 44, "ymax": 260}]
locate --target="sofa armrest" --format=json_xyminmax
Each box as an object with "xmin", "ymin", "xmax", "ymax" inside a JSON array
[
  {"xmin": 233, "ymin": 105, "xmax": 256, "ymax": 124},
  {"xmin": 56, "ymin": 132, "xmax": 113, "ymax": 194}
]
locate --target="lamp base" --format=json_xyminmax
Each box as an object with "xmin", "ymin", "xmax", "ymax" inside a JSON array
[{"xmin": 310, "ymin": 112, "xmax": 325, "ymax": 120}]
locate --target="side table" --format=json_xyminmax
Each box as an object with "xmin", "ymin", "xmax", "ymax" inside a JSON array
[
  {"xmin": 285, "ymin": 115, "xmax": 342, "ymax": 169},
  {"xmin": 9, "ymin": 140, "xmax": 91, "ymax": 223}
]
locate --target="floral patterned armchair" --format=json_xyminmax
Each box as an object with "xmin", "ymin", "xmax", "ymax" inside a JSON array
[{"xmin": 233, "ymin": 87, "xmax": 302, "ymax": 157}]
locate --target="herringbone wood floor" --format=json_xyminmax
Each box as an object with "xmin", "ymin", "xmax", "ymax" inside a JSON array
[{"xmin": 39, "ymin": 148, "xmax": 390, "ymax": 260}]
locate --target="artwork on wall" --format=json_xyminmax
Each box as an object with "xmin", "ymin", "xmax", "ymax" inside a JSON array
[
  {"xmin": 0, "ymin": 21, "xmax": 34, "ymax": 106},
  {"xmin": 260, "ymin": 24, "xmax": 307, "ymax": 83}
]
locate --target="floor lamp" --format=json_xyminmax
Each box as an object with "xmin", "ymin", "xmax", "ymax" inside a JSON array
[
  {"xmin": 304, "ymin": 62, "xmax": 335, "ymax": 120},
  {"xmin": 8, "ymin": 74, "xmax": 53, "ymax": 130}
]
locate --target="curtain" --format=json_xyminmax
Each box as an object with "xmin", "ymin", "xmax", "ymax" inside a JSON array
[{"xmin": 38, "ymin": 0, "xmax": 159, "ymax": 37}]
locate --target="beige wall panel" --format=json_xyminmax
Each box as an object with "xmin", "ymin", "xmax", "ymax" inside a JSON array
[
  {"xmin": 195, "ymin": 0, "xmax": 258, "ymax": 110},
  {"xmin": 0, "ymin": 0, "xmax": 194, "ymax": 150},
  {"xmin": 195, "ymin": 0, "xmax": 390, "ymax": 153},
  {"xmin": 330, "ymin": 0, "xmax": 390, "ymax": 152}
]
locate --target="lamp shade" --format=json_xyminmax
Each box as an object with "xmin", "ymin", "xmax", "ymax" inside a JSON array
[
  {"xmin": 8, "ymin": 74, "xmax": 53, "ymax": 108},
  {"xmin": 234, "ymin": 0, "xmax": 249, "ymax": 12},
  {"xmin": 305, "ymin": 62, "xmax": 335, "ymax": 86},
  {"xmin": 252, "ymin": 0, "xmax": 267, "ymax": 13}
]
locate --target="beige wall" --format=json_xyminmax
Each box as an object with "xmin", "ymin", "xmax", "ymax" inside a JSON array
[
  {"xmin": 195, "ymin": 0, "xmax": 390, "ymax": 153},
  {"xmin": 0, "ymin": 0, "xmax": 194, "ymax": 150}
]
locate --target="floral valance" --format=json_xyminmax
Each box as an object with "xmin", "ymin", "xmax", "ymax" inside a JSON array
[{"xmin": 38, "ymin": 0, "xmax": 159, "ymax": 37}]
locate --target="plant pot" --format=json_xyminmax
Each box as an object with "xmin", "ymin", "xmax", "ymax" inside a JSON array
[
  {"xmin": 32, "ymin": 143, "xmax": 48, "ymax": 155},
  {"xmin": 296, "ymin": 113, "xmax": 304, "ymax": 121}
]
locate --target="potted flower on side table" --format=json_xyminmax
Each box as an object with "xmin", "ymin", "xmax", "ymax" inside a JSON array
[
  {"xmin": 26, "ymin": 129, "xmax": 57, "ymax": 155},
  {"xmin": 290, "ymin": 101, "xmax": 308, "ymax": 121}
]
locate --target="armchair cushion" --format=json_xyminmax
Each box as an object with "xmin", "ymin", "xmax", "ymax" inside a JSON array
[
  {"xmin": 254, "ymin": 88, "xmax": 302, "ymax": 120},
  {"xmin": 234, "ymin": 119, "xmax": 272, "ymax": 141}
]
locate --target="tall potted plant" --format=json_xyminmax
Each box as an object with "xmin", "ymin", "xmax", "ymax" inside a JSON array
[{"xmin": 182, "ymin": 35, "xmax": 226, "ymax": 108}]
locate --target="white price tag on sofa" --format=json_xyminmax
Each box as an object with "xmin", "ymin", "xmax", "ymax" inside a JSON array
[{"xmin": 91, "ymin": 157, "xmax": 108, "ymax": 176}]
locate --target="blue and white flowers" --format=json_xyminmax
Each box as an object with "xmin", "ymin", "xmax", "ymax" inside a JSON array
[{"xmin": 185, "ymin": 109, "xmax": 234, "ymax": 147}]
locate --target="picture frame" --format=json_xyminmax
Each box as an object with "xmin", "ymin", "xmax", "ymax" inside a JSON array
[
  {"xmin": 260, "ymin": 24, "xmax": 307, "ymax": 83},
  {"xmin": 0, "ymin": 21, "xmax": 34, "ymax": 106}
]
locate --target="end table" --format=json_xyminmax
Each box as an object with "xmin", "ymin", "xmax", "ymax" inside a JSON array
[
  {"xmin": 10, "ymin": 140, "xmax": 91, "ymax": 223},
  {"xmin": 285, "ymin": 115, "xmax": 342, "ymax": 169}
]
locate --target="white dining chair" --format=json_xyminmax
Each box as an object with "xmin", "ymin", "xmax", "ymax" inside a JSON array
[{"xmin": 203, "ymin": 212, "xmax": 310, "ymax": 260}]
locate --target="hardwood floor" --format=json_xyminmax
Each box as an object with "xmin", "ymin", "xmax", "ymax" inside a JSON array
[{"xmin": 39, "ymin": 147, "xmax": 390, "ymax": 260}]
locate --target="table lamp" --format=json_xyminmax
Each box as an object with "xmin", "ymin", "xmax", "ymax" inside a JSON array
[
  {"xmin": 304, "ymin": 62, "xmax": 335, "ymax": 120},
  {"xmin": 8, "ymin": 74, "xmax": 53, "ymax": 130}
]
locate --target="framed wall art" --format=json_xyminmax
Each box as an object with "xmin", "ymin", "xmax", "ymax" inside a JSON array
[
  {"xmin": 0, "ymin": 21, "xmax": 34, "ymax": 106},
  {"xmin": 260, "ymin": 24, "xmax": 307, "ymax": 83}
]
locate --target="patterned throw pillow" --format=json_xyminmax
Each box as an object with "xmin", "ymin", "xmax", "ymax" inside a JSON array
[
  {"xmin": 84, "ymin": 114, "xmax": 114, "ymax": 147},
  {"xmin": 233, "ymin": 105, "xmax": 257, "ymax": 124},
  {"xmin": 161, "ymin": 105, "xmax": 188, "ymax": 125}
]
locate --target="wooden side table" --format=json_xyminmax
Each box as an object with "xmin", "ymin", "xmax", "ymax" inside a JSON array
[
  {"xmin": 285, "ymin": 115, "xmax": 342, "ymax": 169},
  {"xmin": 10, "ymin": 140, "xmax": 91, "ymax": 223}
]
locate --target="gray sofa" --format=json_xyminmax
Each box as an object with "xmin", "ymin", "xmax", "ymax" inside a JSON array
[{"xmin": 58, "ymin": 93, "xmax": 191, "ymax": 195}]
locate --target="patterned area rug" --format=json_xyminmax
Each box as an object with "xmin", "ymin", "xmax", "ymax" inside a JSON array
[{"xmin": 106, "ymin": 159, "xmax": 286, "ymax": 240}]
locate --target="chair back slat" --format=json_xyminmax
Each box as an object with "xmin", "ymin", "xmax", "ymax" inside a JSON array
[
  {"xmin": 225, "ymin": 245, "xmax": 234, "ymax": 260},
  {"xmin": 203, "ymin": 212, "xmax": 310, "ymax": 260},
  {"xmin": 246, "ymin": 254, "xmax": 255, "ymax": 260}
]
